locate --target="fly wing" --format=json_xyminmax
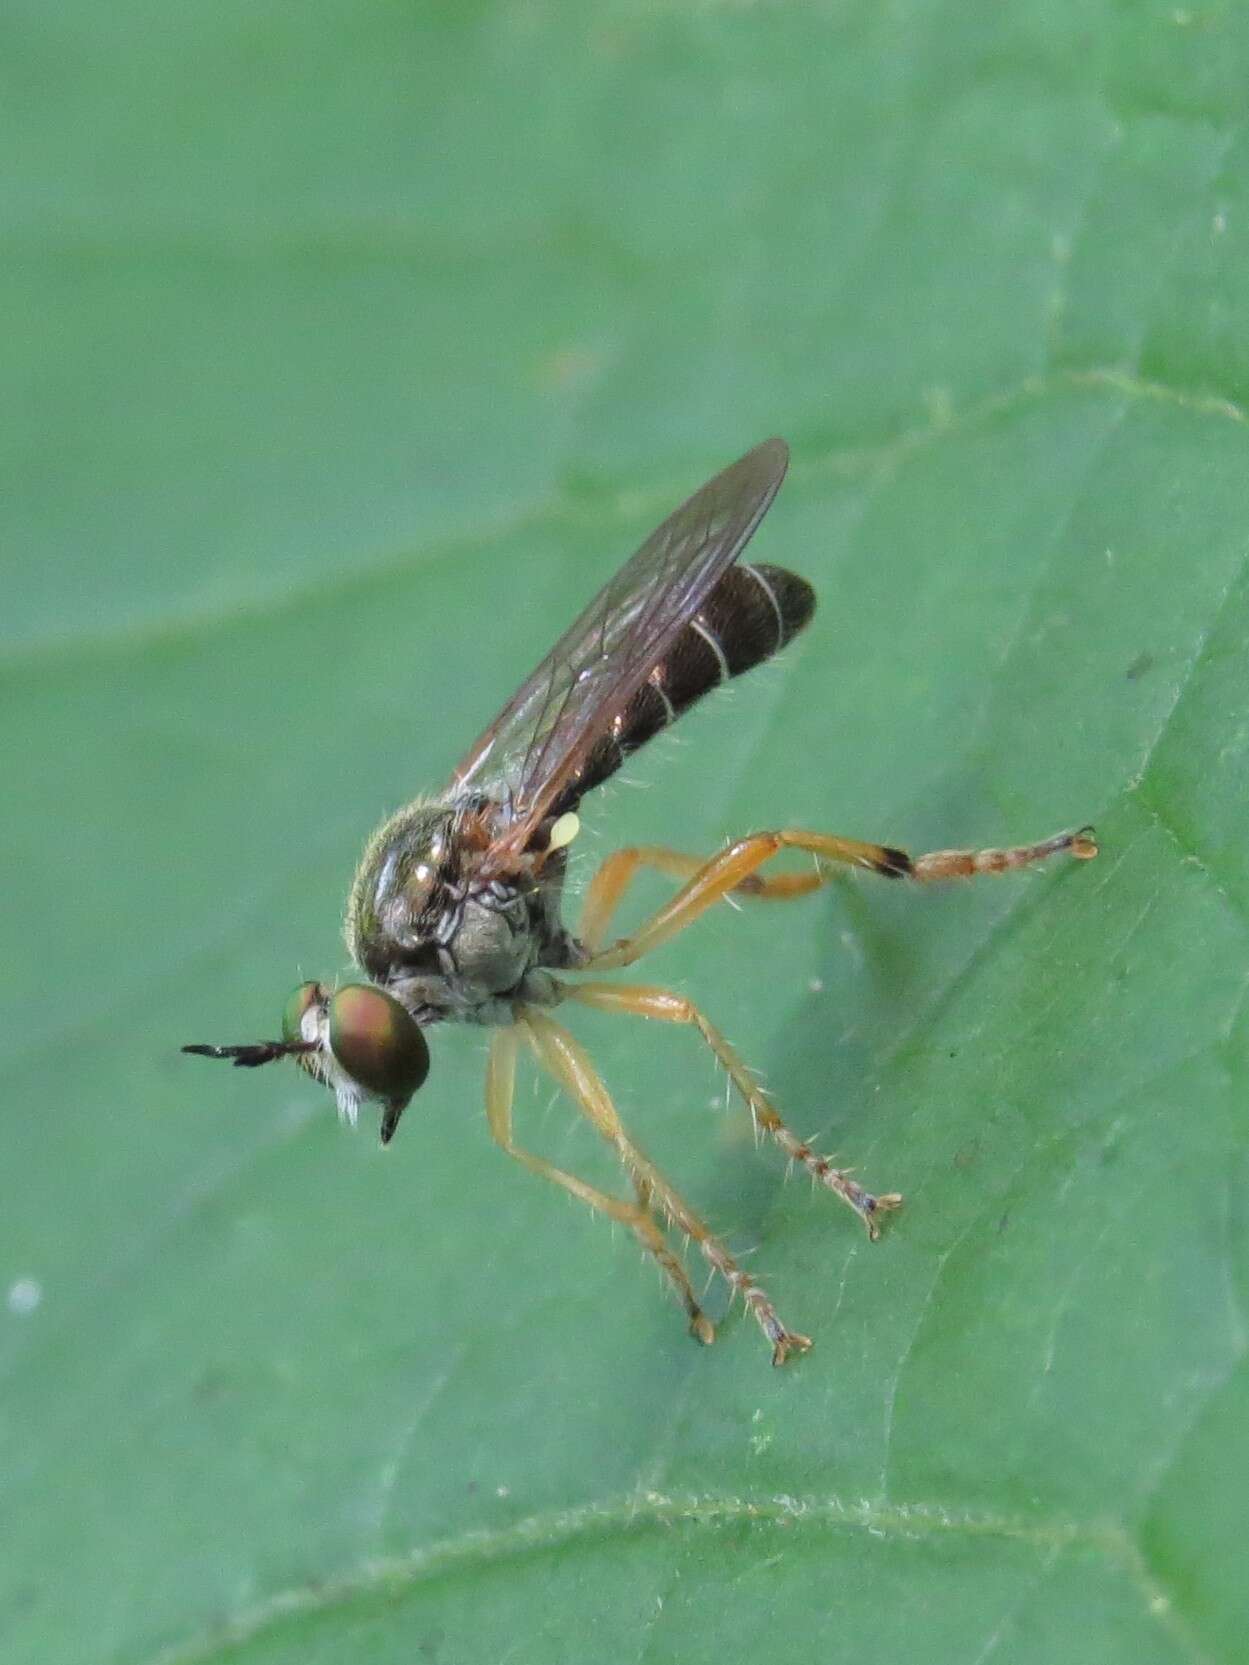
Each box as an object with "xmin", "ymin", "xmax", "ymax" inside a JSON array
[{"xmin": 451, "ymin": 437, "xmax": 789, "ymax": 868}]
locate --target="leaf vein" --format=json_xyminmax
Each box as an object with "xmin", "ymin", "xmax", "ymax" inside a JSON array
[{"xmin": 137, "ymin": 1488, "xmax": 1131, "ymax": 1665}]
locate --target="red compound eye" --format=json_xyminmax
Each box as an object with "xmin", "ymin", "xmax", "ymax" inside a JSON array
[{"xmin": 328, "ymin": 984, "xmax": 430, "ymax": 1121}]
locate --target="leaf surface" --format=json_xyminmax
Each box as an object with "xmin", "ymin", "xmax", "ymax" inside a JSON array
[{"xmin": 3, "ymin": 4, "xmax": 1248, "ymax": 1662}]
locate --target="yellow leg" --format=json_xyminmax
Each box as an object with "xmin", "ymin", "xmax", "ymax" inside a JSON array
[
  {"xmin": 516, "ymin": 1008, "xmax": 812, "ymax": 1365},
  {"xmin": 485, "ymin": 1029, "xmax": 714, "ymax": 1345},
  {"xmin": 568, "ymin": 981, "xmax": 901, "ymax": 1238},
  {"xmin": 583, "ymin": 824, "xmax": 1097, "ymax": 970},
  {"xmin": 580, "ymin": 843, "xmax": 827, "ymax": 955},
  {"xmin": 582, "ymin": 846, "xmax": 693, "ymax": 953}
]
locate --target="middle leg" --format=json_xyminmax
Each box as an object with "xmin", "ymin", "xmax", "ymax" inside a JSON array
[{"xmin": 567, "ymin": 981, "xmax": 901, "ymax": 1238}]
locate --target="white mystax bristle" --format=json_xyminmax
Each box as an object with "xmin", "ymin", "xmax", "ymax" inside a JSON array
[{"xmin": 334, "ymin": 1083, "xmax": 361, "ymax": 1128}]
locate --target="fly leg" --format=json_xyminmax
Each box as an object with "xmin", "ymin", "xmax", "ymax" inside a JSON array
[
  {"xmin": 630, "ymin": 1173, "xmax": 715, "ymax": 1345},
  {"xmin": 580, "ymin": 843, "xmax": 844, "ymax": 954},
  {"xmin": 582, "ymin": 825, "xmax": 1097, "ymax": 970},
  {"xmin": 568, "ymin": 982, "xmax": 900, "ymax": 1238},
  {"xmin": 515, "ymin": 1007, "xmax": 812, "ymax": 1365},
  {"xmin": 485, "ymin": 1029, "xmax": 714, "ymax": 1345},
  {"xmin": 581, "ymin": 846, "xmax": 708, "ymax": 956}
]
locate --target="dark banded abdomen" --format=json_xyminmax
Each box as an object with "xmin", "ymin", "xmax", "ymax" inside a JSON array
[{"xmin": 555, "ymin": 562, "xmax": 815, "ymax": 812}]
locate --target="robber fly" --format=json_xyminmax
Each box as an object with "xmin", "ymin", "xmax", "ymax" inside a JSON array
[{"xmin": 185, "ymin": 438, "xmax": 1097, "ymax": 1364}]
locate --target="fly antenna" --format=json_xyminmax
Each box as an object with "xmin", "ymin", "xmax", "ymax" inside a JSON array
[{"xmin": 181, "ymin": 1040, "xmax": 317, "ymax": 1069}]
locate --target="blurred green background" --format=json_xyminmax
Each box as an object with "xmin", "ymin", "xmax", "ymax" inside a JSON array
[{"xmin": 4, "ymin": 3, "xmax": 1248, "ymax": 1662}]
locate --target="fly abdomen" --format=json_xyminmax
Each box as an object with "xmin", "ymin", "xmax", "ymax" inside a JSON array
[
  {"xmin": 670, "ymin": 561, "xmax": 815, "ymax": 690},
  {"xmin": 562, "ymin": 562, "xmax": 815, "ymax": 807}
]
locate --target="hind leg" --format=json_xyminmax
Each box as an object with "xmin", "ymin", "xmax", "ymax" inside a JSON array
[{"xmin": 582, "ymin": 825, "xmax": 1096, "ymax": 969}]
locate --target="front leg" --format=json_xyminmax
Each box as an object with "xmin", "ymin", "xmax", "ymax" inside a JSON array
[
  {"xmin": 485, "ymin": 1028, "xmax": 715, "ymax": 1346},
  {"xmin": 516, "ymin": 1007, "xmax": 812, "ymax": 1365}
]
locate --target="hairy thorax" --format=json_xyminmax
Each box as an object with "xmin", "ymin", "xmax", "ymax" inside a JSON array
[{"xmin": 344, "ymin": 798, "xmax": 580, "ymax": 1024}]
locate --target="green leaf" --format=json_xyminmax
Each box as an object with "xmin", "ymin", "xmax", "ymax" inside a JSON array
[{"xmin": 4, "ymin": 4, "xmax": 1247, "ymax": 1662}]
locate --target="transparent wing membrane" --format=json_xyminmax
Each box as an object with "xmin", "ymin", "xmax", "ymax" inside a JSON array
[{"xmin": 451, "ymin": 438, "xmax": 789, "ymax": 867}]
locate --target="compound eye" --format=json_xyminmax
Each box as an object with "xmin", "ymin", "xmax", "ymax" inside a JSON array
[
  {"xmin": 328, "ymin": 984, "xmax": 430, "ymax": 1108},
  {"xmin": 282, "ymin": 982, "xmax": 326, "ymax": 1046}
]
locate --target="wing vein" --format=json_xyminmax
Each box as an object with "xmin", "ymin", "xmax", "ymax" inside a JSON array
[{"xmin": 450, "ymin": 439, "xmax": 790, "ymax": 869}]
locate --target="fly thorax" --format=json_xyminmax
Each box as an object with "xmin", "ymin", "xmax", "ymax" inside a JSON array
[
  {"xmin": 345, "ymin": 801, "xmax": 462, "ymax": 981},
  {"xmin": 436, "ymin": 883, "xmax": 535, "ymax": 997},
  {"xmin": 345, "ymin": 798, "xmax": 539, "ymax": 1006}
]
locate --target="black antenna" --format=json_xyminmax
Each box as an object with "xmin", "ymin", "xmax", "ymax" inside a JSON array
[{"xmin": 181, "ymin": 1040, "xmax": 317, "ymax": 1069}]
